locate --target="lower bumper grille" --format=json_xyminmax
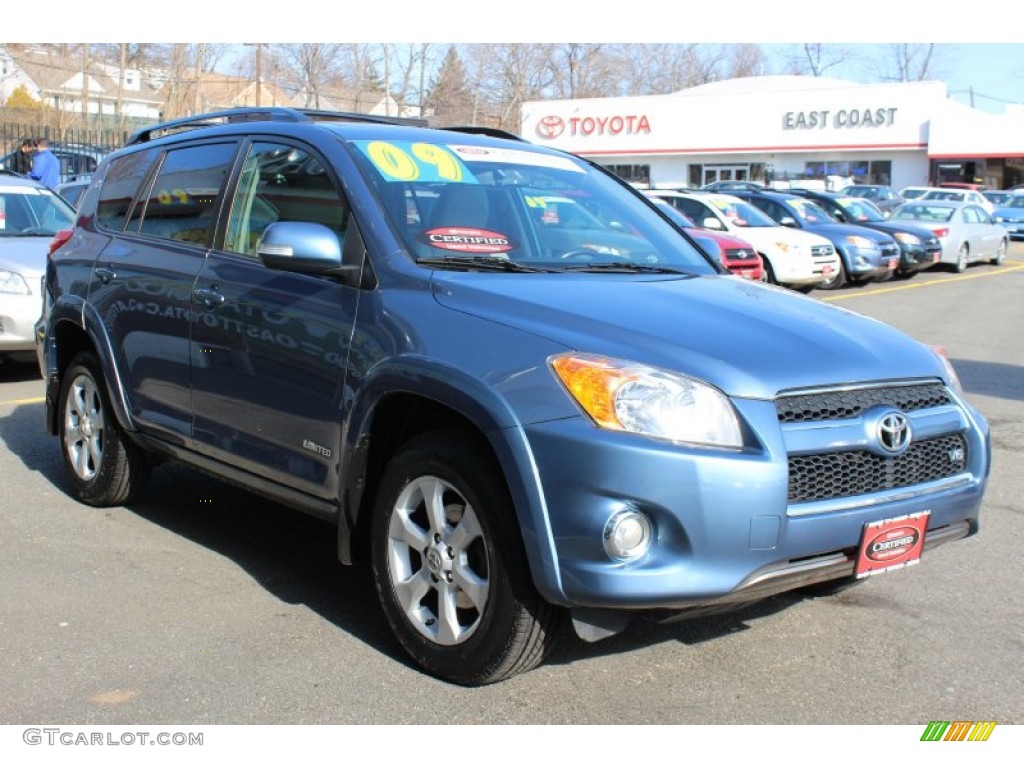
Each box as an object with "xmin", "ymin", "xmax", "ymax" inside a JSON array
[{"xmin": 789, "ymin": 434, "xmax": 968, "ymax": 503}]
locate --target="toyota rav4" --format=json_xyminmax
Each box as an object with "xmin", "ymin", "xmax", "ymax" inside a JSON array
[{"xmin": 36, "ymin": 108, "xmax": 991, "ymax": 685}]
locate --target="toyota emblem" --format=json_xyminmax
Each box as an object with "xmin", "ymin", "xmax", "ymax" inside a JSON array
[
  {"xmin": 877, "ymin": 411, "xmax": 912, "ymax": 455},
  {"xmin": 536, "ymin": 115, "xmax": 565, "ymax": 139}
]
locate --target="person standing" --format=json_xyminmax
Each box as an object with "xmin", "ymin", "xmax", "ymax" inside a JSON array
[
  {"xmin": 29, "ymin": 137, "xmax": 60, "ymax": 189},
  {"xmin": 10, "ymin": 138, "xmax": 34, "ymax": 175}
]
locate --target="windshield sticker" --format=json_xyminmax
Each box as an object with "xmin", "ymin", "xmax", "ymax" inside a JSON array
[
  {"xmin": 421, "ymin": 227, "xmax": 515, "ymax": 254},
  {"xmin": 446, "ymin": 145, "xmax": 585, "ymax": 174},
  {"xmin": 354, "ymin": 140, "xmax": 478, "ymax": 184}
]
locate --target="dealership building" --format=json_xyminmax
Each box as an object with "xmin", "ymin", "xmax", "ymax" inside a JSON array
[{"xmin": 520, "ymin": 76, "xmax": 1024, "ymax": 191}]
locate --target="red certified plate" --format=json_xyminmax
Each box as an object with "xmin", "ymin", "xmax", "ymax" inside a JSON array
[{"xmin": 854, "ymin": 511, "xmax": 930, "ymax": 579}]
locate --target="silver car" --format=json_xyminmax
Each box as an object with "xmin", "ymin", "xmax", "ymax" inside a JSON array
[
  {"xmin": 0, "ymin": 173, "xmax": 76, "ymax": 364},
  {"xmin": 889, "ymin": 199, "xmax": 1009, "ymax": 272}
]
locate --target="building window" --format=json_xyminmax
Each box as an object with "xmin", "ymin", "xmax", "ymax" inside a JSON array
[{"xmin": 601, "ymin": 164, "xmax": 650, "ymax": 186}]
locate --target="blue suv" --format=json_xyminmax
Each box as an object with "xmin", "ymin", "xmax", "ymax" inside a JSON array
[
  {"xmin": 732, "ymin": 189, "xmax": 901, "ymax": 289},
  {"xmin": 36, "ymin": 108, "xmax": 990, "ymax": 684}
]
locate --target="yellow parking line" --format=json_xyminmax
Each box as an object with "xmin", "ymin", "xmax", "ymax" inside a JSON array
[
  {"xmin": 0, "ymin": 396, "xmax": 45, "ymax": 405},
  {"xmin": 822, "ymin": 263, "xmax": 1024, "ymax": 302}
]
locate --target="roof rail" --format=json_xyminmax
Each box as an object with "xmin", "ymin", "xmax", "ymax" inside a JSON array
[
  {"xmin": 441, "ymin": 125, "xmax": 526, "ymax": 142},
  {"xmin": 126, "ymin": 107, "xmax": 428, "ymax": 146}
]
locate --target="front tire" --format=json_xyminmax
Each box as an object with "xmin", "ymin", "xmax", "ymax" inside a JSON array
[
  {"xmin": 370, "ymin": 430, "xmax": 560, "ymax": 685},
  {"xmin": 818, "ymin": 259, "xmax": 848, "ymax": 290},
  {"xmin": 58, "ymin": 352, "xmax": 150, "ymax": 506}
]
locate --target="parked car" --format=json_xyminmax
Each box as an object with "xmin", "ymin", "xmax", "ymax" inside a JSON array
[
  {"xmin": 0, "ymin": 173, "xmax": 77, "ymax": 364},
  {"xmin": 56, "ymin": 176, "xmax": 92, "ymax": 210},
  {"xmin": 700, "ymin": 180, "xmax": 765, "ymax": 192},
  {"xmin": 919, "ymin": 188, "xmax": 995, "ymax": 214},
  {"xmin": 938, "ymin": 182, "xmax": 987, "ymax": 192},
  {"xmin": 837, "ymin": 184, "xmax": 905, "ymax": 215},
  {"xmin": 991, "ymin": 195, "xmax": 1024, "ymax": 239},
  {"xmin": 730, "ymin": 189, "xmax": 900, "ymax": 289},
  {"xmin": 899, "ymin": 186, "xmax": 937, "ymax": 202},
  {"xmin": 889, "ymin": 200, "xmax": 1009, "ymax": 271},
  {"xmin": 787, "ymin": 189, "xmax": 941, "ymax": 278},
  {"xmin": 36, "ymin": 107, "xmax": 990, "ymax": 685},
  {"xmin": 983, "ymin": 190, "xmax": 1013, "ymax": 208},
  {"xmin": 643, "ymin": 193, "xmax": 764, "ymax": 280},
  {"xmin": 648, "ymin": 189, "xmax": 839, "ymax": 290},
  {"xmin": 0, "ymin": 142, "xmax": 108, "ymax": 185}
]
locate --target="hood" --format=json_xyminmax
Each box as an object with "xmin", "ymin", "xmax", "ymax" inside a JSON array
[
  {"xmin": 848, "ymin": 220, "xmax": 938, "ymax": 241},
  {"xmin": 726, "ymin": 224, "xmax": 831, "ymax": 250},
  {"xmin": 802, "ymin": 222, "xmax": 896, "ymax": 244},
  {"xmin": 0, "ymin": 236, "xmax": 50, "ymax": 277},
  {"xmin": 431, "ymin": 272, "xmax": 946, "ymax": 400}
]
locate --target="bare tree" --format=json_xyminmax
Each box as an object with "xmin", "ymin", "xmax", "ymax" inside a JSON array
[
  {"xmin": 618, "ymin": 44, "xmax": 727, "ymax": 95},
  {"xmin": 548, "ymin": 43, "xmax": 620, "ymax": 99},
  {"xmin": 785, "ymin": 44, "xmax": 851, "ymax": 77},
  {"xmin": 875, "ymin": 44, "xmax": 942, "ymax": 82},
  {"xmin": 273, "ymin": 44, "xmax": 346, "ymax": 109},
  {"xmin": 467, "ymin": 43, "xmax": 554, "ymax": 130}
]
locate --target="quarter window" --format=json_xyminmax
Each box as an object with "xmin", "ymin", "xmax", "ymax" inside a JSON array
[{"xmin": 96, "ymin": 149, "xmax": 159, "ymax": 231}]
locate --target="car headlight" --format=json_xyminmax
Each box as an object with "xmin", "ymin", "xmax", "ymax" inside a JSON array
[
  {"xmin": 0, "ymin": 270, "xmax": 31, "ymax": 295},
  {"xmin": 931, "ymin": 346, "xmax": 963, "ymax": 395},
  {"xmin": 550, "ymin": 353, "xmax": 743, "ymax": 448},
  {"xmin": 994, "ymin": 216, "xmax": 1005, "ymax": 223},
  {"xmin": 774, "ymin": 241, "xmax": 797, "ymax": 253},
  {"xmin": 893, "ymin": 232, "xmax": 921, "ymax": 246},
  {"xmin": 845, "ymin": 235, "xmax": 874, "ymax": 249}
]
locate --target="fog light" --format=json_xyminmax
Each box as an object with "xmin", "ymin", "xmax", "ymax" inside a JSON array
[{"xmin": 603, "ymin": 509, "xmax": 653, "ymax": 561}]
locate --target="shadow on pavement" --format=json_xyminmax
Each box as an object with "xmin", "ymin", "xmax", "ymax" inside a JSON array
[{"xmin": 952, "ymin": 358, "xmax": 1024, "ymax": 404}]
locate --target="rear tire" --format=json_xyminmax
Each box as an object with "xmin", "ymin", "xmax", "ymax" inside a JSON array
[
  {"xmin": 991, "ymin": 239, "xmax": 1007, "ymax": 265},
  {"xmin": 58, "ymin": 352, "xmax": 150, "ymax": 506},
  {"xmin": 370, "ymin": 430, "xmax": 561, "ymax": 685},
  {"xmin": 954, "ymin": 243, "xmax": 969, "ymax": 273}
]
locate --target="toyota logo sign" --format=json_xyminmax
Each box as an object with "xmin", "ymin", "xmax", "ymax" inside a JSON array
[
  {"xmin": 876, "ymin": 411, "xmax": 912, "ymax": 455},
  {"xmin": 536, "ymin": 115, "xmax": 565, "ymax": 139}
]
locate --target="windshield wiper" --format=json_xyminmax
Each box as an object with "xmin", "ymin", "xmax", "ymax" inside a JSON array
[
  {"xmin": 417, "ymin": 255, "xmax": 552, "ymax": 273},
  {"xmin": 556, "ymin": 262, "xmax": 695, "ymax": 275}
]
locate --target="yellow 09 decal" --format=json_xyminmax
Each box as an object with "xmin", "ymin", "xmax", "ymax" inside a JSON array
[{"xmin": 361, "ymin": 141, "xmax": 469, "ymax": 183}]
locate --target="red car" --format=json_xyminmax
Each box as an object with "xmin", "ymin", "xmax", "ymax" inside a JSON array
[{"xmin": 646, "ymin": 194, "xmax": 765, "ymax": 281}]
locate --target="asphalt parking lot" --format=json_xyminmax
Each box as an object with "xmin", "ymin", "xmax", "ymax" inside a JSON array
[{"xmin": 1, "ymin": 246, "xmax": 1022, "ymax": 726}]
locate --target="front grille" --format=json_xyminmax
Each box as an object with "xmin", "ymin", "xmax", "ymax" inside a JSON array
[
  {"xmin": 789, "ymin": 434, "xmax": 967, "ymax": 503},
  {"xmin": 724, "ymin": 248, "xmax": 757, "ymax": 261},
  {"xmin": 810, "ymin": 244, "xmax": 834, "ymax": 257},
  {"xmin": 881, "ymin": 243, "xmax": 900, "ymax": 257},
  {"xmin": 776, "ymin": 382, "xmax": 950, "ymax": 423}
]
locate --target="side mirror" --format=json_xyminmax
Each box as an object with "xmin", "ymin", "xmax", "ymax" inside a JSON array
[
  {"xmin": 258, "ymin": 221, "xmax": 360, "ymax": 283},
  {"xmin": 702, "ymin": 217, "xmax": 725, "ymax": 231},
  {"xmin": 779, "ymin": 216, "xmax": 798, "ymax": 227}
]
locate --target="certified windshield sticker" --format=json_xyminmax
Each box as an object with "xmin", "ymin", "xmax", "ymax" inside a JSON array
[
  {"xmin": 446, "ymin": 145, "xmax": 585, "ymax": 174},
  {"xmin": 422, "ymin": 227, "xmax": 515, "ymax": 254},
  {"xmin": 354, "ymin": 140, "xmax": 478, "ymax": 184}
]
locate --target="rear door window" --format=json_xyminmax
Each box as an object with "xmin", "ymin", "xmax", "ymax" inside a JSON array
[
  {"xmin": 134, "ymin": 143, "xmax": 238, "ymax": 247},
  {"xmin": 96, "ymin": 149, "xmax": 159, "ymax": 231}
]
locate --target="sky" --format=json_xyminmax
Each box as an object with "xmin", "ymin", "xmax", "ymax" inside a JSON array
[{"xmin": 23, "ymin": 0, "xmax": 1024, "ymax": 115}]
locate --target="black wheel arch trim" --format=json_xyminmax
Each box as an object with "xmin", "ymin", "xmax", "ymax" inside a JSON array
[
  {"xmin": 44, "ymin": 296, "xmax": 137, "ymax": 439},
  {"xmin": 339, "ymin": 356, "xmax": 570, "ymax": 606}
]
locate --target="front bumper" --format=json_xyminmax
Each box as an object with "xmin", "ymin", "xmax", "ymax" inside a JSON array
[{"xmin": 522, "ymin": 390, "xmax": 989, "ymax": 610}]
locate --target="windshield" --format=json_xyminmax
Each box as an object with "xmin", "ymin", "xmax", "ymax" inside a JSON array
[
  {"xmin": 998, "ymin": 196, "xmax": 1024, "ymax": 210},
  {"xmin": 703, "ymin": 196, "xmax": 778, "ymax": 228},
  {"xmin": 921, "ymin": 190, "xmax": 966, "ymax": 203},
  {"xmin": 842, "ymin": 186, "xmax": 879, "ymax": 200},
  {"xmin": 649, "ymin": 199, "xmax": 696, "ymax": 229},
  {"xmin": 891, "ymin": 204, "xmax": 955, "ymax": 223},
  {"xmin": 783, "ymin": 197, "xmax": 838, "ymax": 225},
  {"xmin": 0, "ymin": 185, "xmax": 76, "ymax": 236},
  {"xmin": 349, "ymin": 139, "xmax": 716, "ymax": 273},
  {"xmin": 835, "ymin": 196, "xmax": 885, "ymax": 222}
]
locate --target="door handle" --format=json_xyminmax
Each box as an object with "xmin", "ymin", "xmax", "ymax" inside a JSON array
[
  {"xmin": 193, "ymin": 286, "xmax": 225, "ymax": 309},
  {"xmin": 94, "ymin": 266, "xmax": 117, "ymax": 284}
]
